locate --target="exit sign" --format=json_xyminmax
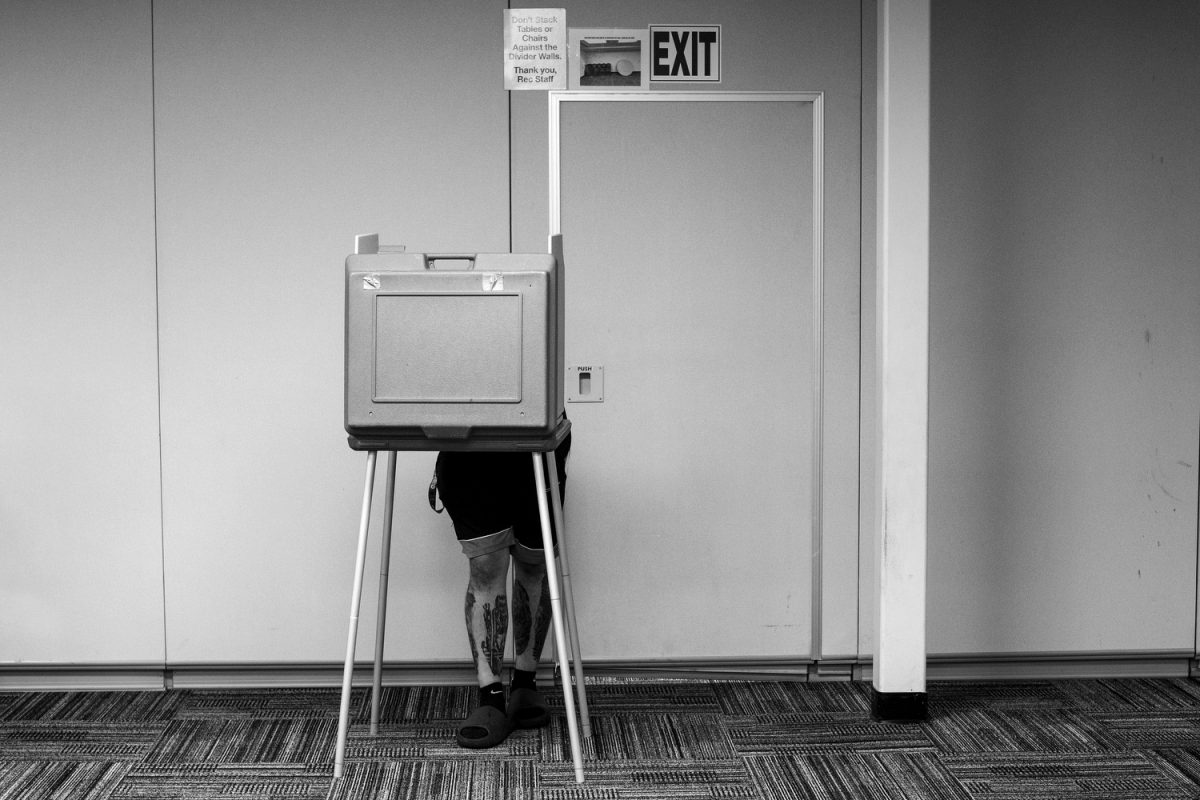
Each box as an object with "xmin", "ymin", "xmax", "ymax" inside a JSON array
[{"xmin": 649, "ymin": 25, "xmax": 721, "ymax": 82}]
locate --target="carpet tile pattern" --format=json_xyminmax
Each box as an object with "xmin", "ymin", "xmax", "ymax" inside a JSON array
[{"xmin": 2, "ymin": 678, "xmax": 1200, "ymax": 798}]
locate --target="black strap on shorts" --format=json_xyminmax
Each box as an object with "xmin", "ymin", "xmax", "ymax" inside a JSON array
[{"xmin": 428, "ymin": 471, "xmax": 444, "ymax": 513}]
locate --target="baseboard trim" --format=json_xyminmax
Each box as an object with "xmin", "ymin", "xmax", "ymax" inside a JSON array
[
  {"xmin": 926, "ymin": 650, "xmax": 1194, "ymax": 682},
  {"xmin": 0, "ymin": 651, "xmax": 1193, "ymax": 691},
  {"xmin": 853, "ymin": 650, "xmax": 1195, "ymax": 683},
  {"xmin": 0, "ymin": 666, "xmax": 167, "ymax": 692},
  {"xmin": 167, "ymin": 662, "xmax": 485, "ymax": 690}
]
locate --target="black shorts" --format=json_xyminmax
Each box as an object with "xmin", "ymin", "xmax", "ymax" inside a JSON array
[{"xmin": 434, "ymin": 434, "xmax": 569, "ymax": 562}]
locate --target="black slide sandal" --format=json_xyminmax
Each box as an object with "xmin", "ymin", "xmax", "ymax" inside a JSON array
[
  {"xmin": 456, "ymin": 705, "xmax": 514, "ymax": 749},
  {"xmin": 507, "ymin": 687, "xmax": 551, "ymax": 729}
]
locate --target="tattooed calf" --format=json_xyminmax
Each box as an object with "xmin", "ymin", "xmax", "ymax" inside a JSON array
[
  {"xmin": 514, "ymin": 581, "xmax": 533, "ymax": 656},
  {"xmin": 480, "ymin": 595, "xmax": 508, "ymax": 677}
]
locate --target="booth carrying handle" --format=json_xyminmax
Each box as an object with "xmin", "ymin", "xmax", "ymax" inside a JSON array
[{"xmin": 423, "ymin": 254, "xmax": 477, "ymax": 270}]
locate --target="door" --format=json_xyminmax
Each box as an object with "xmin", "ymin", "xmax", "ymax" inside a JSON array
[{"xmin": 552, "ymin": 93, "xmax": 822, "ymax": 662}]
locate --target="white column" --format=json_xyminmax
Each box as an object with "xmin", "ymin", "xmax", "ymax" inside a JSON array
[{"xmin": 873, "ymin": 0, "xmax": 930, "ymax": 720}]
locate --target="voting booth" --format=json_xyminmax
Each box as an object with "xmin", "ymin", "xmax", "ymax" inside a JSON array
[
  {"xmin": 344, "ymin": 238, "xmax": 567, "ymax": 447},
  {"xmin": 333, "ymin": 234, "xmax": 588, "ymax": 784}
]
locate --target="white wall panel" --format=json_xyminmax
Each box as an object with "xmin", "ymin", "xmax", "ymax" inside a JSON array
[
  {"xmin": 153, "ymin": 0, "xmax": 510, "ymax": 663},
  {"xmin": 0, "ymin": 0, "xmax": 164, "ymax": 664},
  {"xmin": 923, "ymin": 0, "xmax": 1200, "ymax": 656}
]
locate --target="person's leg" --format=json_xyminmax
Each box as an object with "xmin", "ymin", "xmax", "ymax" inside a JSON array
[
  {"xmin": 454, "ymin": 530, "xmax": 518, "ymax": 748},
  {"xmin": 465, "ymin": 548, "xmax": 511, "ymax": 693},
  {"xmin": 511, "ymin": 552, "xmax": 551, "ymax": 675},
  {"xmin": 507, "ymin": 545, "xmax": 553, "ymax": 729},
  {"xmin": 455, "ymin": 546, "xmax": 514, "ymax": 747},
  {"xmin": 510, "ymin": 448, "xmax": 563, "ymax": 680}
]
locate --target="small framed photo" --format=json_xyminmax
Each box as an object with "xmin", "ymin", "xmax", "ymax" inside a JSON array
[{"xmin": 568, "ymin": 28, "xmax": 649, "ymax": 91}]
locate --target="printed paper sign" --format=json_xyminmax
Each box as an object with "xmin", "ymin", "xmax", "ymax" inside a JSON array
[
  {"xmin": 504, "ymin": 9, "xmax": 567, "ymax": 90},
  {"xmin": 649, "ymin": 25, "xmax": 721, "ymax": 82}
]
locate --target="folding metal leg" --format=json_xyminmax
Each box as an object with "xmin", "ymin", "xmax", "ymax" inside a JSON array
[
  {"xmin": 334, "ymin": 451, "xmax": 378, "ymax": 780},
  {"xmin": 544, "ymin": 452, "xmax": 590, "ymax": 740},
  {"xmin": 532, "ymin": 452, "xmax": 585, "ymax": 784},
  {"xmin": 370, "ymin": 452, "xmax": 398, "ymax": 735}
]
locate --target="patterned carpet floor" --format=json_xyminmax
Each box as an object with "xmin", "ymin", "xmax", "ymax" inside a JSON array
[{"xmin": 2, "ymin": 677, "xmax": 1200, "ymax": 799}]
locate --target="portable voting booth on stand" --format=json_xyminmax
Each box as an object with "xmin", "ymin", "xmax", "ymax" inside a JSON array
[{"xmin": 334, "ymin": 234, "xmax": 590, "ymax": 784}]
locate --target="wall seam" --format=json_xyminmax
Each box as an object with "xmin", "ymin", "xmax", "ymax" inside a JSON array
[
  {"xmin": 1194, "ymin": 407, "xmax": 1200, "ymax": 659},
  {"xmin": 507, "ymin": 1, "xmax": 514, "ymax": 252},
  {"xmin": 856, "ymin": 0, "xmax": 867, "ymax": 663},
  {"xmin": 149, "ymin": 0, "xmax": 170, "ymax": 677}
]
